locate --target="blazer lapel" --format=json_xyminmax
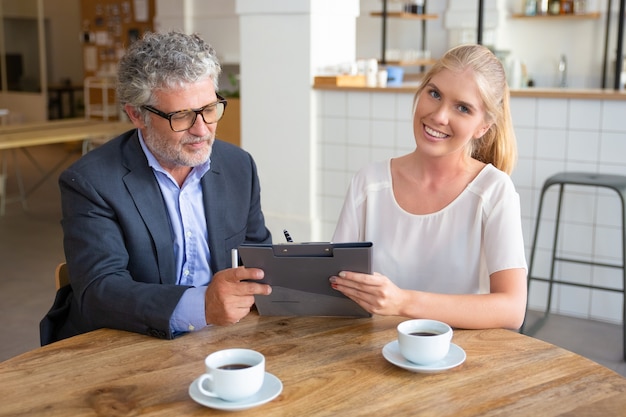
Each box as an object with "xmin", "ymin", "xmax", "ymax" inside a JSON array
[
  {"xmin": 202, "ymin": 158, "xmax": 227, "ymax": 273},
  {"xmin": 122, "ymin": 134, "xmax": 177, "ymax": 284}
]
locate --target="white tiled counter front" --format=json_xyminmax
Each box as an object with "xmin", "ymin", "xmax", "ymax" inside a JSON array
[{"xmin": 315, "ymin": 86, "xmax": 626, "ymax": 324}]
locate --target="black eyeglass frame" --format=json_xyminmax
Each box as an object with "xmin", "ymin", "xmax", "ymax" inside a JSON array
[{"xmin": 142, "ymin": 94, "xmax": 228, "ymax": 132}]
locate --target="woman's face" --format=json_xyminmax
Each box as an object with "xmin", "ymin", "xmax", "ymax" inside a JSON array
[{"xmin": 413, "ymin": 68, "xmax": 491, "ymax": 160}]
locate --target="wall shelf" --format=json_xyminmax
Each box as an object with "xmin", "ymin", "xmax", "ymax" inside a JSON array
[
  {"xmin": 370, "ymin": 12, "xmax": 438, "ymax": 20},
  {"xmin": 385, "ymin": 59, "xmax": 437, "ymax": 67},
  {"xmin": 510, "ymin": 12, "xmax": 601, "ymax": 19},
  {"xmin": 374, "ymin": 0, "xmax": 439, "ymax": 70}
]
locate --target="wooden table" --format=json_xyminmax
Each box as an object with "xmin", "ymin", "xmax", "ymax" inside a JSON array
[
  {"xmin": 0, "ymin": 118, "xmax": 133, "ymax": 150},
  {"xmin": 0, "ymin": 118, "xmax": 133, "ymax": 215},
  {"xmin": 0, "ymin": 314, "xmax": 624, "ymax": 416}
]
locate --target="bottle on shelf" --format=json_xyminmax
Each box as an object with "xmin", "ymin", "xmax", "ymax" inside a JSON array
[
  {"xmin": 558, "ymin": 54, "xmax": 567, "ymax": 87},
  {"xmin": 560, "ymin": 0, "xmax": 574, "ymax": 13},
  {"xmin": 365, "ymin": 59, "xmax": 378, "ymax": 87},
  {"xmin": 549, "ymin": 0, "xmax": 561, "ymax": 14},
  {"xmin": 403, "ymin": 0, "xmax": 424, "ymax": 14},
  {"xmin": 573, "ymin": 0, "xmax": 587, "ymax": 13},
  {"xmin": 525, "ymin": 0, "xmax": 538, "ymax": 16}
]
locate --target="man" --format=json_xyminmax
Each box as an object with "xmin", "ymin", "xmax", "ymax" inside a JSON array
[{"xmin": 40, "ymin": 31, "xmax": 272, "ymax": 344}]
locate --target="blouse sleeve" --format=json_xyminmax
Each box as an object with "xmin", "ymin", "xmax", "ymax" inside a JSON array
[{"xmin": 483, "ymin": 179, "xmax": 528, "ymax": 275}]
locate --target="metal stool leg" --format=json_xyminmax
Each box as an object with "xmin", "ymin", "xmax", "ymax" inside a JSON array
[
  {"xmin": 546, "ymin": 184, "xmax": 565, "ymax": 317},
  {"xmin": 617, "ymin": 190, "xmax": 626, "ymax": 361},
  {"xmin": 521, "ymin": 185, "xmax": 546, "ymax": 334}
]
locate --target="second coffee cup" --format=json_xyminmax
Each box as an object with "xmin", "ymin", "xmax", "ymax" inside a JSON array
[
  {"xmin": 196, "ymin": 348, "xmax": 265, "ymax": 402},
  {"xmin": 397, "ymin": 319, "xmax": 453, "ymax": 365}
]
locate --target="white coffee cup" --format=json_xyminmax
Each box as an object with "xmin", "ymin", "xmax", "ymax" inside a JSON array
[
  {"xmin": 197, "ymin": 348, "xmax": 265, "ymax": 402},
  {"xmin": 397, "ymin": 319, "xmax": 453, "ymax": 365}
]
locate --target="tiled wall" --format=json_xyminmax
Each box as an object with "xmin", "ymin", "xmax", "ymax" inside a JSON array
[{"xmin": 315, "ymin": 89, "xmax": 625, "ymax": 324}]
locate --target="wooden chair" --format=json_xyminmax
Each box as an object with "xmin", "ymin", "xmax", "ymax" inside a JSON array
[{"xmin": 54, "ymin": 262, "xmax": 69, "ymax": 290}]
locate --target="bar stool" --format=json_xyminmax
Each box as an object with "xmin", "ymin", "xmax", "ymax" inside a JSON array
[{"xmin": 520, "ymin": 172, "xmax": 626, "ymax": 361}]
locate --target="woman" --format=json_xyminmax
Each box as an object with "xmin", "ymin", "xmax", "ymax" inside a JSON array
[{"xmin": 331, "ymin": 44, "xmax": 527, "ymax": 329}]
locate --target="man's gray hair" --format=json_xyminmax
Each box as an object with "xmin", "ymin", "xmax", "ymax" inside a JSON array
[{"xmin": 117, "ymin": 31, "xmax": 222, "ymax": 109}]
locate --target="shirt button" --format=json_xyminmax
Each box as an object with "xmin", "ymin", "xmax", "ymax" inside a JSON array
[
  {"xmin": 183, "ymin": 269, "xmax": 190, "ymax": 276},
  {"xmin": 186, "ymin": 231, "xmax": 192, "ymax": 238}
]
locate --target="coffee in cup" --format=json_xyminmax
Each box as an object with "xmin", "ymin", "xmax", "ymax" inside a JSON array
[
  {"xmin": 397, "ymin": 319, "xmax": 453, "ymax": 365},
  {"xmin": 197, "ymin": 348, "xmax": 265, "ymax": 401}
]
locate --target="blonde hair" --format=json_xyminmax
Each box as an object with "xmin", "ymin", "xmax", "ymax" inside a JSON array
[{"xmin": 413, "ymin": 44, "xmax": 517, "ymax": 174}]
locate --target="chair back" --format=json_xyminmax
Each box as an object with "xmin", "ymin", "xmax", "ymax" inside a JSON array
[{"xmin": 55, "ymin": 262, "xmax": 69, "ymax": 290}]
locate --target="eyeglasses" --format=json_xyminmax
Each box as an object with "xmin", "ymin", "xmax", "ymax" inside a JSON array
[{"xmin": 142, "ymin": 94, "xmax": 228, "ymax": 132}]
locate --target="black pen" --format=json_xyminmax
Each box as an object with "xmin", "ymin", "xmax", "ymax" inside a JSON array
[{"xmin": 283, "ymin": 229, "xmax": 293, "ymax": 243}]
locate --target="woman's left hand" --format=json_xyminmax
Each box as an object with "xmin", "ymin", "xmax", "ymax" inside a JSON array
[{"xmin": 329, "ymin": 271, "xmax": 408, "ymax": 316}]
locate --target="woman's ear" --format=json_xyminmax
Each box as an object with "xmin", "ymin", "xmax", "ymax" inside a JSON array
[{"xmin": 474, "ymin": 123, "xmax": 492, "ymax": 139}]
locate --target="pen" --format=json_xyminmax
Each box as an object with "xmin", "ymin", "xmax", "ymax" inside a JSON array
[
  {"xmin": 283, "ymin": 229, "xmax": 293, "ymax": 243},
  {"xmin": 231, "ymin": 248, "xmax": 238, "ymax": 268}
]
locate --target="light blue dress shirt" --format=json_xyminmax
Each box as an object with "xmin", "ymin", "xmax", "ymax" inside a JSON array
[{"xmin": 138, "ymin": 133, "xmax": 212, "ymax": 334}]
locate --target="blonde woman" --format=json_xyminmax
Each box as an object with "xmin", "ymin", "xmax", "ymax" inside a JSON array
[{"xmin": 331, "ymin": 44, "xmax": 527, "ymax": 330}]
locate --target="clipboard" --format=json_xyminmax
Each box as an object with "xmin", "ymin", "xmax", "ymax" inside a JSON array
[{"xmin": 238, "ymin": 242, "xmax": 373, "ymax": 318}]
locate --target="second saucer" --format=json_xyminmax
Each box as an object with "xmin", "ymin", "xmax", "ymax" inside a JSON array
[{"xmin": 382, "ymin": 340, "xmax": 466, "ymax": 373}]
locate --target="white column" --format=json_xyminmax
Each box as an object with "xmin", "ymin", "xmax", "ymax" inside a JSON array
[{"xmin": 236, "ymin": 0, "xmax": 359, "ymax": 242}]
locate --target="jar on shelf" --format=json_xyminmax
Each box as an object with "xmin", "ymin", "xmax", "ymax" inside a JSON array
[
  {"xmin": 549, "ymin": 0, "xmax": 561, "ymax": 14},
  {"xmin": 525, "ymin": 0, "xmax": 537, "ymax": 15},
  {"xmin": 573, "ymin": 0, "xmax": 587, "ymax": 13},
  {"xmin": 403, "ymin": 0, "xmax": 424, "ymax": 14},
  {"xmin": 560, "ymin": 0, "xmax": 574, "ymax": 13}
]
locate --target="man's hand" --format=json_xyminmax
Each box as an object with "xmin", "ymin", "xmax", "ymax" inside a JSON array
[{"xmin": 204, "ymin": 267, "xmax": 271, "ymax": 325}]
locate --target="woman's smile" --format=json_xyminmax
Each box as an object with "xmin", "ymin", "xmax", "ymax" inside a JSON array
[{"xmin": 423, "ymin": 124, "xmax": 449, "ymax": 140}]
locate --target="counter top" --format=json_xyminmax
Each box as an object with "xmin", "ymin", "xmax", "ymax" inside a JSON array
[{"xmin": 313, "ymin": 82, "xmax": 626, "ymax": 100}]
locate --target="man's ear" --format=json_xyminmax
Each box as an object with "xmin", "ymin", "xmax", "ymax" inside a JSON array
[{"xmin": 124, "ymin": 104, "xmax": 146, "ymax": 128}]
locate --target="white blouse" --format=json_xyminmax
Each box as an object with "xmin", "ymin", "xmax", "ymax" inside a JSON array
[{"xmin": 332, "ymin": 160, "xmax": 527, "ymax": 294}]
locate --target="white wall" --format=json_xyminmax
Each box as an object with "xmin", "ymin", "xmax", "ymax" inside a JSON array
[
  {"xmin": 45, "ymin": 0, "xmax": 82, "ymax": 86},
  {"xmin": 494, "ymin": 0, "xmax": 612, "ymax": 88},
  {"xmin": 355, "ymin": 0, "xmax": 449, "ymax": 62},
  {"xmin": 155, "ymin": 0, "xmax": 240, "ymax": 64},
  {"xmin": 357, "ymin": 0, "xmax": 618, "ymax": 89},
  {"xmin": 236, "ymin": 0, "xmax": 359, "ymax": 242},
  {"xmin": 141, "ymin": 1, "xmax": 626, "ymax": 90},
  {"xmin": 0, "ymin": 0, "xmax": 82, "ymax": 122}
]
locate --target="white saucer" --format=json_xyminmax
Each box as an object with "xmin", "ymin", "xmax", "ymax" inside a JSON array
[
  {"xmin": 382, "ymin": 340, "xmax": 466, "ymax": 373},
  {"xmin": 188, "ymin": 372, "xmax": 282, "ymax": 411}
]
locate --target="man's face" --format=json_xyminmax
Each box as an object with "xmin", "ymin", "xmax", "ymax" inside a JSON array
[{"xmin": 140, "ymin": 78, "xmax": 219, "ymax": 173}]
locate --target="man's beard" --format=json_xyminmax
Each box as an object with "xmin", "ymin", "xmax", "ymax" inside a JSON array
[{"xmin": 144, "ymin": 129, "xmax": 214, "ymax": 169}]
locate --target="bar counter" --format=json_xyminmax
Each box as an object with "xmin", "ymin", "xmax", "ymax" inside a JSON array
[{"xmin": 314, "ymin": 82, "xmax": 626, "ymax": 100}]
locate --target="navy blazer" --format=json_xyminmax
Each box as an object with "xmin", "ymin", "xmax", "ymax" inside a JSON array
[{"xmin": 40, "ymin": 130, "xmax": 271, "ymax": 344}]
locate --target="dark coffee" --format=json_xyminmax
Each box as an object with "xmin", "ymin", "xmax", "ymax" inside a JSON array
[
  {"xmin": 218, "ymin": 363, "xmax": 252, "ymax": 370},
  {"xmin": 409, "ymin": 331, "xmax": 441, "ymax": 337}
]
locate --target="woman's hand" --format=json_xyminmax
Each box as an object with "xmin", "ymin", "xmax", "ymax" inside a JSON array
[{"xmin": 330, "ymin": 271, "xmax": 409, "ymax": 316}]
